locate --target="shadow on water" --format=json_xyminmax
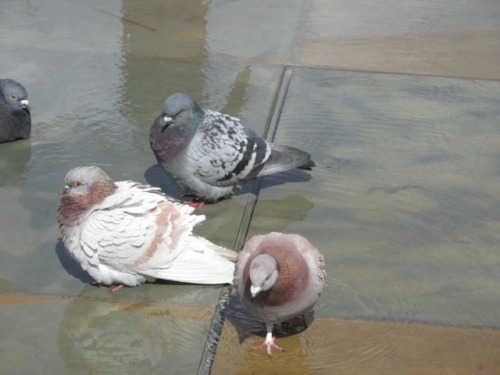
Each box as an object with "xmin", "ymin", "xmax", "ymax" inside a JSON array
[
  {"xmin": 144, "ymin": 163, "xmax": 184, "ymax": 200},
  {"xmin": 223, "ymin": 294, "xmax": 313, "ymax": 345},
  {"xmin": 55, "ymin": 239, "xmax": 94, "ymax": 285},
  {"xmin": 237, "ymin": 168, "xmax": 313, "ymax": 195},
  {"xmin": 144, "ymin": 163, "xmax": 313, "ymax": 200}
]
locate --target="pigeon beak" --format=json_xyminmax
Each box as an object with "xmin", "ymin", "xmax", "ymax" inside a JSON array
[
  {"xmin": 250, "ymin": 285, "xmax": 261, "ymax": 299},
  {"xmin": 61, "ymin": 185, "xmax": 70, "ymax": 195},
  {"xmin": 161, "ymin": 116, "xmax": 173, "ymax": 133},
  {"xmin": 20, "ymin": 99, "xmax": 30, "ymax": 112}
]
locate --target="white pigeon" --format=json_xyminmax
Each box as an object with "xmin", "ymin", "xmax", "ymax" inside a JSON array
[
  {"xmin": 150, "ymin": 93, "xmax": 315, "ymax": 204},
  {"xmin": 57, "ymin": 166, "xmax": 237, "ymax": 290}
]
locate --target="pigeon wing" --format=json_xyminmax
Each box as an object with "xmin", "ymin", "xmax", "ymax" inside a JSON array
[
  {"xmin": 78, "ymin": 181, "xmax": 195, "ymax": 271},
  {"xmin": 80, "ymin": 208, "xmax": 151, "ymax": 269},
  {"xmin": 79, "ymin": 181, "xmax": 235, "ymax": 284},
  {"xmin": 190, "ymin": 110, "xmax": 271, "ymax": 186}
]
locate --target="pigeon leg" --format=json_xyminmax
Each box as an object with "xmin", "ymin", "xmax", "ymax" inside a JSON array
[
  {"xmin": 286, "ymin": 313, "xmax": 308, "ymax": 328},
  {"xmin": 301, "ymin": 313, "xmax": 309, "ymax": 328},
  {"xmin": 111, "ymin": 284, "xmax": 124, "ymax": 292},
  {"xmin": 181, "ymin": 195, "xmax": 206, "ymax": 210},
  {"xmin": 184, "ymin": 200, "xmax": 205, "ymax": 210},
  {"xmin": 254, "ymin": 324, "xmax": 284, "ymax": 357}
]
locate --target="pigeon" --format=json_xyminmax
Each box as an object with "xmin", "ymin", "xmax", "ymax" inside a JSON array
[
  {"xmin": 234, "ymin": 232, "xmax": 326, "ymax": 356},
  {"xmin": 0, "ymin": 79, "xmax": 31, "ymax": 143},
  {"xmin": 150, "ymin": 93, "xmax": 315, "ymax": 204},
  {"xmin": 57, "ymin": 166, "xmax": 237, "ymax": 290}
]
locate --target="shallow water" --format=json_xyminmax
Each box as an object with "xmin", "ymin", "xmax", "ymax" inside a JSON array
[
  {"xmin": 1, "ymin": 0, "xmax": 500, "ymax": 374},
  {"xmin": 260, "ymin": 68, "xmax": 500, "ymax": 326}
]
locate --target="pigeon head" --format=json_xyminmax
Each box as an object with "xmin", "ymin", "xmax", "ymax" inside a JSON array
[
  {"xmin": 58, "ymin": 166, "xmax": 118, "ymax": 229},
  {"xmin": 160, "ymin": 93, "xmax": 204, "ymax": 133},
  {"xmin": 249, "ymin": 254, "xmax": 279, "ymax": 298},
  {"xmin": 0, "ymin": 79, "xmax": 30, "ymax": 113},
  {"xmin": 62, "ymin": 166, "xmax": 117, "ymax": 198}
]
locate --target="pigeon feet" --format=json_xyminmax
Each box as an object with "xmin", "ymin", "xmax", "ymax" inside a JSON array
[
  {"xmin": 254, "ymin": 332, "xmax": 284, "ymax": 357},
  {"xmin": 111, "ymin": 284, "xmax": 124, "ymax": 292},
  {"xmin": 92, "ymin": 282, "xmax": 124, "ymax": 292},
  {"xmin": 184, "ymin": 200, "xmax": 205, "ymax": 210}
]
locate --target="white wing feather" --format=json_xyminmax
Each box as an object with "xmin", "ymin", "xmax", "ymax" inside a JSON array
[{"xmin": 77, "ymin": 180, "xmax": 235, "ymax": 285}]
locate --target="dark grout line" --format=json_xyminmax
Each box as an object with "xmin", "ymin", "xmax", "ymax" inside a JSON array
[
  {"xmin": 263, "ymin": 66, "xmax": 295, "ymax": 142},
  {"xmin": 285, "ymin": 62, "xmax": 500, "ymax": 82},
  {"xmin": 196, "ymin": 285, "xmax": 232, "ymax": 375},
  {"xmin": 229, "ymin": 65, "xmax": 295, "ymax": 254},
  {"xmin": 196, "ymin": 65, "xmax": 295, "ymax": 375},
  {"xmin": 232, "ymin": 65, "xmax": 295, "ymax": 252}
]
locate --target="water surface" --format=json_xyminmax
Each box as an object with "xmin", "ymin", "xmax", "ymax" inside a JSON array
[{"xmin": 1, "ymin": 0, "xmax": 500, "ymax": 374}]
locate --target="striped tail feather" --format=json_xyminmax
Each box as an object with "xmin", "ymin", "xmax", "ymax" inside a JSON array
[{"xmin": 257, "ymin": 144, "xmax": 315, "ymax": 176}]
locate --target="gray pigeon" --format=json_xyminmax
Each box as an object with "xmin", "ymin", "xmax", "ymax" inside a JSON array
[
  {"xmin": 0, "ymin": 79, "xmax": 31, "ymax": 143},
  {"xmin": 150, "ymin": 93, "xmax": 315, "ymax": 203},
  {"xmin": 57, "ymin": 166, "xmax": 237, "ymax": 290},
  {"xmin": 234, "ymin": 232, "xmax": 326, "ymax": 356}
]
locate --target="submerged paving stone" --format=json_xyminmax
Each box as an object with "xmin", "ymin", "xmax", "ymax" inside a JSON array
[
  {"xmin": 58, "ymin": 298, "xmax": 212, "ymax": 374},
  {"xmin": 296, "ymin": 0, "xmax": 500, "ymax": 79},
  {"xmin": 0, "ymin": 51, "xmax": 282, "ymax": 296},
  {"xmin": 2, "ymin": 0, "xmax": 500, "ymax": 374},
  {"xmin": 213, "ymin": 316, "xmax": 500, "ymax": 375},
  {"xmin": 212, "ymin": 67, "xmax": 500, "ymax": 373},
  {"xmin": 0, "ymin": 297, "xmax": 68, "ymax": 374},
  {"xmin": 248, "ymin": 68, "xmax": 500, "ymax": 328},
  {"xmin": 0, "ymin": 294, "xmax": 214, "ymax": 375}
]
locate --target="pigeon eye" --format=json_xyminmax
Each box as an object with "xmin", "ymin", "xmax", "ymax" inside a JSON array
[
  {"xmin": 10, "ymin": 94, "xmax": 17, "ymax": 100},
  {"xmin": 175, "ymin": 109, "xmax": 184, "ymax": 118},
  {"xmin": 74, "ymin": 181, "xmax": 83, "ymax": 187}
]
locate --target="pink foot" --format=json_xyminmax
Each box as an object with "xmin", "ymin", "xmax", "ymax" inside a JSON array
[
  {"xmin": 184, "ymin": 200, "xmax": 205, "ymax": 210},
  {"xmin": 254, "ymin": 332, "xmax": 284, "ymax": 357},
  {"xmin": 111, "ymin": 284, "xmax": 124, "ymax": 292}
]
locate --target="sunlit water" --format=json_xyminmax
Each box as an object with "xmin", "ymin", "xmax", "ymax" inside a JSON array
[
  {"xmin": 1, "ymin": 0, "xmax": 500, "ymax": 374},
  {"xmin": 252, "ymin": 69, "xmax": 500, "ymax": 329}
]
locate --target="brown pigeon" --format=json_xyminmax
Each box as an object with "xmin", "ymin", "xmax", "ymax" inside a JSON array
[
  {"xmin": 234, "ymin": 232, "xmax": 326, "ymax": 356},
  {"xmin": 57, "ymin": 166, "xmax": 237, "ymax": 290}
]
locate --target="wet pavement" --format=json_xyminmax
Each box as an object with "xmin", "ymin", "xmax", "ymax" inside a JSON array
[{"xmin": 1, "ymin": 0, "xmax": 500, "ymax": 374}]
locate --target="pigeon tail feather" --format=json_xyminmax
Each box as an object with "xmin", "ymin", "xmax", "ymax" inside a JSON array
[
  {"xmin": 256, "ymin": 144, "xmax": 315, "ymax": 177},
  {"xmin": 193, "ymin": 235, "xmax": 238, "ymax": 262},
  {"xmin": 147, "ymin": 237, "xmax": 236, "ymax": 284}
]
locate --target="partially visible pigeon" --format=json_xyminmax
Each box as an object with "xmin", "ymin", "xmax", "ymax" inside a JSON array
[
  {"xmin": 0, "ymin": 79, "xmax": 31, "ymax": 143},
  {"xmin": 234, "ymin": 232, "xmax": 326, "ymax": 356},
  {"xmin": 57, "ymin": 166, "xmax": 237, "ymax": 290},
  {"xmin": 150, "ymin": 93, "xmax": 315, "ymax": 203}
]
